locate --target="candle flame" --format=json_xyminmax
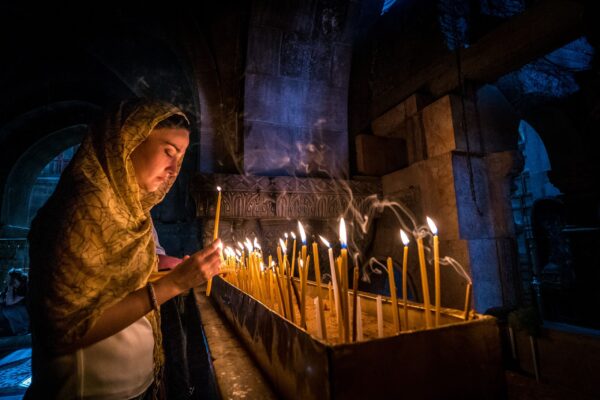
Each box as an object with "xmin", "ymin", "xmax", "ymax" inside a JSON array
[
  {"xmin": 260, "ymin": 262, "xmax": 265, "ymax": 272},
  {"xmin": 284, "ymin": 232, "xmax": 288, "ymax": 239},
  {"xmin": 426, "ymin": 217, "xmax": 438, "ymax": 235},
  {"xmin": 279, "ymin": 238, "xmax": 287, "ymax": 253},
  {"xmin": 339, "ymin": 218, "xmax": 347, "ymax": 248},
  {"xmin": 400, "ymin": 230, "xmax": 410, "ymax": 246},
  {"xmin": 290, "ymin": 232, "xmax": 296, "ymax": 240},
  {"xmin": 319, "ymin": 235, "xmax": 331, "ymax": 248},
  {"xmin": 297, "ymin": 221, "xmax": 306, "ymax": 244},
  {"xmin": 237, "ymin": 241, "xmax": 244, "ymax": 250},
  {"xmin": 216, "ymin": 186, "xmax": 222, "ymax": 192},
  {"xmin": 253, "ymin": 237, "xmax": 261, "ymax": 250},
  {"xmin": 244, "ymin": 238, "xmax": 253, "ymax": 252},
  {"xmin": 235, "ymin": 249, "xmax": 242, "ymax": 257}
]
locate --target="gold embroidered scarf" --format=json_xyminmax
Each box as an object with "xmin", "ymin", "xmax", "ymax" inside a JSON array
[{"xmin": 28, "ymin": 99, "xmax": 188, "ymax": 386}]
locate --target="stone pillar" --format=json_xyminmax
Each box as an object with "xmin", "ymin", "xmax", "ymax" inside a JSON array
[{"xmin": 377, "ymin": 92, "xmax": 521, "ymax": 312}]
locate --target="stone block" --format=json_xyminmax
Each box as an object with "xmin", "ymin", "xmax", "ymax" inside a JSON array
[
  {"xmin": 372, "ymin": 93, "xmax": 430, "ymax": 137},
  {"xmin": 246, "ymin": 26, "xmax": 282, "ymax": 75},
  {"xmin": 356, "ymin": 134, "xmax": 408, "ymax": 176},
  {"xmin": 468, "ymin": 238, "xmax": 507, "ymax": 312},
  {"xmin": 280, "ymin": 31, "xmax": 310, "ymax": 78},
  {"xmin": 308, "ymin": 43, "xmax": 332, "ymax": 82},
  {"xmin": 422, "ymin": 95, "xmax": 483, "ymax": 158},
  {"xmin": 451, "ymin": 153, "xmax": 495, "ymax": 239},
  {"xmin": 250, "ymin": 0, "xmax": 317, "ymax": 38},
  {"xmin": 331, "ymin": 44, "xmax": 352, "ymax": 88},
  {"xmin": 476, "ymin": 84, "xmax": 520, "ymax": 153},
  {"xmin": 243, "ymin": 121, "xmax": 298, "ymax": 175},
  {"xmin": 306, "ymin": 82, "xmax": 347, "ymax": 132},
  {"xmin": 245, "ymin": 74, "xmax": 308, "ymax": 127},
  {"xmin": 383, "ymin": 153, "xmax": 461, "ymax": 240}
]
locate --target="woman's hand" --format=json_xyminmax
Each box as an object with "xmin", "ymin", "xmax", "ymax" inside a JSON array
[{"xmin": 165, "ymin": 240, "xmax": 223, "ymax": 293}]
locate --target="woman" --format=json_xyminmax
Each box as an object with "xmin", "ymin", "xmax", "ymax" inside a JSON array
[
  {"xmin": 0, "ymin": 268, "xmax": 29, "ymax": 335},
  {"xmin": 26, "ymin": 99, "xmax": 222, "ymax": 399}
]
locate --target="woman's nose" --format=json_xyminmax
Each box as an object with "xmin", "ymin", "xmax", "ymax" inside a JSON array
[{"xmin": 167, "ymin": 157, "xmax": 178, "ymax": 172}]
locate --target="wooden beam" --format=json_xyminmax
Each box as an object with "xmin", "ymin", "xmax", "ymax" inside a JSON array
[
  {"xmin": 373, "ymin": 0, "xmax": 585, "ymax": 118},
  {"xmin": 429, "ymin": 0, "xmax": 585, "ymax": 96}
]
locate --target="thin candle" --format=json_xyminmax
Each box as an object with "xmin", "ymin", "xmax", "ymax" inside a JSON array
[
  {"xmin": 314, "ymin": 297, "xmax": 324, "ymax": 339},
  {"xmin": 352, "ymin": 259, "xmax": 359, "ymax": 342},
  {"xmin": 400, "ymin": 230, "xmax": 410, "ymax": 329},
  {"xmin": 321, "ymin": 235, "xmax": 342, "ymax": 339},
  {"xmin": 298, "ymin": 222, "xmax": 309, "ymax": 328},
  {"xmin": 427, "ymin": 217, "xmax": 440, "ymax": 327},
  {"xmin": 213, "ymin": 186, "xmax": 222, "ymax": 240},
  {"xmin": 416, "ymin": 233, "xmax": 432, "ymax": 328},
  {"xmin": 357, "ymin": 296, "xmax": 363, "ymax": 341},
  {"xmin": 340, "ymin": 218, "xmax": 350, "ymax": 342},
  {"xmin": 464, "ymin": 282, "xmax": 473, "ymax": 320},
  {"xmin": 206, "ymin": 186, "xmax": 222, "ymax": 297},
  {"xmin": 290, "ymin": 232, "xmax": 297, "ymax": 278},
  {"xmin": 376, "ymin": 295, "xmax": 384, "ymax": 338},
  {"xmin": 312, "ymin": 240, "xmax": 326, "ymax": 340},
  {"xmin": 387, "ymin": 257, "xmax": 400, "ymax": 334}
]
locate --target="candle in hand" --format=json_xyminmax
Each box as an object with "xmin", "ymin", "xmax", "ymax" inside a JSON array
[
  {"xmin": 427, "ymin": 217, "xmax": 440, "ymax": 327},
  {"xmin": 400, "ymin": 230, "xmax": 410, "ymax": 329},
  {"xmin": 206, "ymin": 186, "xmax": 222, "ymax": 297}
]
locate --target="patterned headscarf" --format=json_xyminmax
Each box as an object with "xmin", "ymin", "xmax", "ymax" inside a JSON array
[{"xmin": 27, "ymin": 99, "xmax": 188, "ymax": 386}]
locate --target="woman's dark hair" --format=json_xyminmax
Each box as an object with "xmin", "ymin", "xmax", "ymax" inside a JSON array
[{"xmin": 155, "ymin": 114, "xmax": 190, "ymax": 130}]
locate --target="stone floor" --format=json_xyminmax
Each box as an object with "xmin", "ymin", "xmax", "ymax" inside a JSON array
[{"xmin": 0, "ymin": 343, "xmax": 30, "ymax": 399}]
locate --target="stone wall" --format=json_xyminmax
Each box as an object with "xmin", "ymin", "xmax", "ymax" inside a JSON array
[
  {"xmin": 243, "ymin": 0, "xmax": 364, "ymax": 178},
  {"xmin": 373, "ymin": 91, "xmax": 521, "ymax": 312}
]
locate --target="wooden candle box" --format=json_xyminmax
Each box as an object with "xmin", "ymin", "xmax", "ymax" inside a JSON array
[{"xmin": 210, "ymin": 276, "xmax": 506, "ymax": 399}]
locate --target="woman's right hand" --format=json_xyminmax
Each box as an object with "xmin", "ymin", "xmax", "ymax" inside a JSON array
[{"xmin": 166, "ymin": 239, "xmax": 223, "ymax": 293}]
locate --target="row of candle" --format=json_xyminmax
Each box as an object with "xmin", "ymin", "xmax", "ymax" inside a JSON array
[{"xmin": 209, "ymin": 187, "xmax": 473, "ymax": 342}]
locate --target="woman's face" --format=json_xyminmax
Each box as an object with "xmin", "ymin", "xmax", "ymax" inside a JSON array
[{"xmin": 130, "ymin": 127, "xmax": 190, "ymax": 193}]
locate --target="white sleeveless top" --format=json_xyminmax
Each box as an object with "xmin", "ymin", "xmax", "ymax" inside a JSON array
[{"xmin": 37, "ymin": 317, "xmax": 154, "ymax": 399}]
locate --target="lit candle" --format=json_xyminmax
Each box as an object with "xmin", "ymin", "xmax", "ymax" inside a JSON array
[
  {"xmin": 321, "ymin": 235, "xmax": 342, "ymax": 339},
  {"xmin": 279, "ymin": 239, "xmax": 293, "ymax": 321},
  {"xmin": 400, "ymin": 229, "xmax": 410, "ymax": 329},
  {"xmin": 298, "ymin": 222, "xmax": 308, "ymax": 328},
  {"xmin": 290, "ymin": 232, "xmax": 297, "ymax": 278},
  {"xmin": 339, "ymin": 218, "xmax": 350, "ymax": 342},
  {"xmin": 312, "ymin": 240, "xmax": 326, "ymax": 340},
  {"xmin": 299, "ymin": 258, "xmax": 307, "ymax": 328},
  {"xmin": 427, "ymin": 217, "xmax": 440, "ymax": 327},
  {"xmin": 387, "ymin": 257, "xmax": 400, "ymax": 334},
  {"xmin": 213, "ymin": 186, "xmax": 222, "ymax": 240},
  {"xmin": 206, "ymin": 186, "xmax": 222, "ymax": 297},
  {"xmin": 416, "ymin": 231, "xmax": 432, "ymax": 329},
  {"xmin": 376, "ymin": 295, "xmax": 384, "ymax": 338}
]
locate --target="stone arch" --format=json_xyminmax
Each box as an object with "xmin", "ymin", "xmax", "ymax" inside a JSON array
[{"xmin": 1, "ymin": 125, "xmax": 87, "ymax": 231}]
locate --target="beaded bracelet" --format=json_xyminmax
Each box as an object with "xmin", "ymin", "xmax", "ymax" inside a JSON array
[{"xmin": 146, "ymin": 282, "xmax": 159, "ymax": 312}]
